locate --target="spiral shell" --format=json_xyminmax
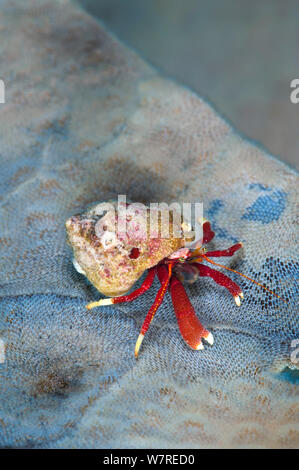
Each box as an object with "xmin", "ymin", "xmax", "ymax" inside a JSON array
[{"xmin": 66, "ymin": 201, "xmax": 185, "ymax": 297}]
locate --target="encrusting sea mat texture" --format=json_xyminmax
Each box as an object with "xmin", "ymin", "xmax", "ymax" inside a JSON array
[{"xmin": 0, "ymin": 0, "xmax": 298, "ymax": 448}]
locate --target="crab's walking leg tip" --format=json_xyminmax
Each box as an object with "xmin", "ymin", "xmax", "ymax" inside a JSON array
[
  {"xmin": 86, "ymin": 301, "xmax": 99, "ymax": 310},
  {"xmin": 204, "ymin": 332, "xmax": 214, "ymax": 346},
  {"xmin": 86, "ymin": 298, "xmax": 113, "ymax": 310},
  {"xmin": 240, "ymin": 292, "xmax": 244, "ymax": 299},
  {"xmin": 134, "ymin": 333, "xmax": 145, "ymax": 358},
  {"xmin": 234, "ymin": 295, "xmax": 241, "ymax": 306},
  {"xmin": 99, "ymin": 298, "xmax": 114, "ymax": 306},
  {"xmin": 195, "ymin": 342, "xmax": 204, "ymax": 351}
]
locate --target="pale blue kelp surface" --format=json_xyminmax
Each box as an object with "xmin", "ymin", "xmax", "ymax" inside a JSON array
[{"xmin": 0, "ymin": 0, "xmax": 298, "ymax": 448}]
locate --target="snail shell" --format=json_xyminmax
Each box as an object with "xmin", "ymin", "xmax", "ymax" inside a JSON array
[{"xmin": 66, "ymin": 201, "xmax": 185, "ymax": 297}]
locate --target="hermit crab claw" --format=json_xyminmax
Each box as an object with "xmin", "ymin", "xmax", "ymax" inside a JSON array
[{"xmin": 167, "ymin": 274, "xmax": 214, "ymax": 351}]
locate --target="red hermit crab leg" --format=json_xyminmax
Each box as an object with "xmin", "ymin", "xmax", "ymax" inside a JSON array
[
  {"xmin": 168, "ymin": 275, "xmax": 213, "ymax": 350},
  {"xmin": 135, "ymin": 264, "xmax": 172, "ymax": 358},
  {"xmin": 86, "ymin": 267, "xmax": 156, "ymax": 309},
  {"xmin": 205, "ymin": 242, "xmax": 243, "ymax": 258},
  {"xmin": 192, "ymin": 220, "xmax": 215, "ymax": 253},
  {"xmin": 192, "ymin": 263, "xmax": 243, "ymax": 306},
  {"xmin": 202, "ymin": 220, "xmax": 215, "ymax": 244},
  {"xmin": 201, "ymin": 254, "xmax": 287, "ymax": 303}
]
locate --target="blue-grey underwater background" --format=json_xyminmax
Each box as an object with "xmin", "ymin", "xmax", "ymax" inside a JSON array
[
  {"xmin": 0, "ymin": 0, "xmax": 298, "ymax": 448},
  {"xmin": 80, "ymin": 0, "xmax": 299, "ymax": 169}
]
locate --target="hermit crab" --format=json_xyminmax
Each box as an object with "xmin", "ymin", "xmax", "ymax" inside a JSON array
[{"xmin": 66, "ymin": 201, "xmax": 282, "ymax": 357}]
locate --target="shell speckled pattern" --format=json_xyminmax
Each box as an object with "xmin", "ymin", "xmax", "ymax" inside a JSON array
[{"xmin": 66, "ymin": 202, "xmax": 185, "ymax": 297}]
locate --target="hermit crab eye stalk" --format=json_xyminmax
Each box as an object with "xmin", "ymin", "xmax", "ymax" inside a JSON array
[{"xmin": 66, "ymin": 204, "xmax": 286, "ymax": 357}]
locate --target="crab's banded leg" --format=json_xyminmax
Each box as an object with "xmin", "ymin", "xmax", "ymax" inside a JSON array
[
  {"xmin": 86, "ymin": 267, "xmax": 156, "ymax": 310},
  {"xmin": 205, "ymin": 242, "xmax": 243, "ymax": 258},
  {"xmin": 135, "ymin": 264, "xmax": 172, "ymax": 358},
  {"xmin": 169, "ymin": 275, "xmax": 213, "ymax": 350},
  {"xmin": 193, "ymin": 263, "xmax": 243, "ymax": 306}
]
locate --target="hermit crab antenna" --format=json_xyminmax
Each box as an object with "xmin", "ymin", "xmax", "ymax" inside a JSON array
[{"xmin": 200, "ymin": 254, "xmax": 288, "ymax": 304}]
